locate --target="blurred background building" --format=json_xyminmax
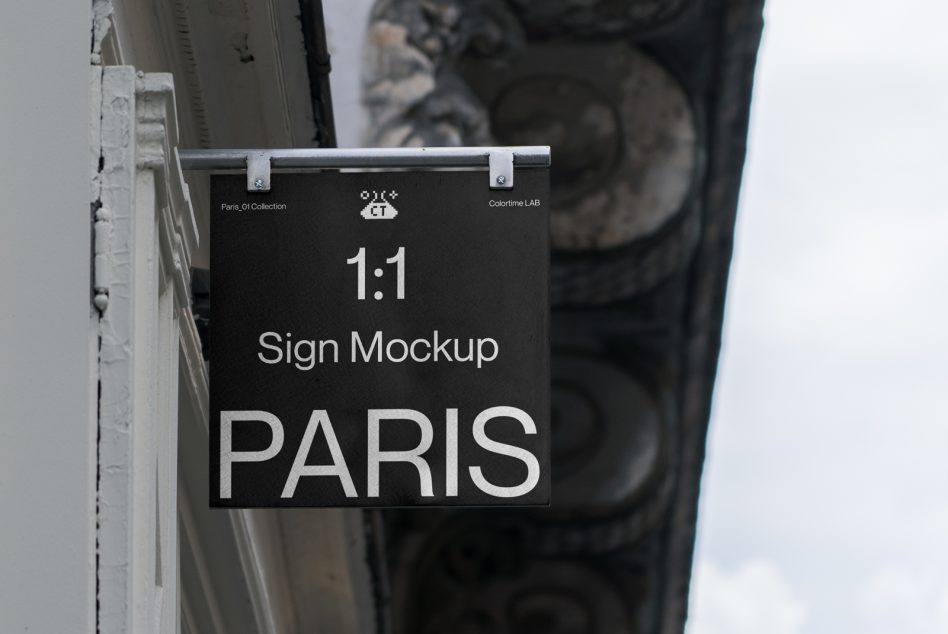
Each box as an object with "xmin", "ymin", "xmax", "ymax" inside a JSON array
[{"xmin": 1, "ymin": 0, "xmax": 762, "ymax": 632}]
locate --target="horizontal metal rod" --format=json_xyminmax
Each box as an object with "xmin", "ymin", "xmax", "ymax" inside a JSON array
[{"xmin": 178, "ymin": 146, "xmax": 550, "ymax": 170}]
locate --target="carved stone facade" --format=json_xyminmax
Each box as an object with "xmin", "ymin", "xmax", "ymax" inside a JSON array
[{"xmin": 362, "ymin": 1, "xmax": 764, "ymax": 632}]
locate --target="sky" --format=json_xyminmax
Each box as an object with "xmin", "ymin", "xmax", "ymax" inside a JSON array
[{"xmin": 687, "ymin": 1, "xmax": 948, "ymax": 633}]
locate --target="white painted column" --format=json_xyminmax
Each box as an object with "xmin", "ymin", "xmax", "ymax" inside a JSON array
[{"xmin": 0, "ymin": 2, "xmax": 97, "ymax": 633}]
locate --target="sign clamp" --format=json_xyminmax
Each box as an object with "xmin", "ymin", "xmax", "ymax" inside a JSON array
[
  {"xmin": 178, "ymin": 146, "xmax": 550, "ymax": 193},
  {"xmin": 246, "ymin": 152, "xmax": 271, "ymax": 192},
  {"xmin": 489, "ymin": 149, "xmax": 514, "ymax": 191}
]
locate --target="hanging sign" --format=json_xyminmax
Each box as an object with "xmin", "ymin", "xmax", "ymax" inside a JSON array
[{"xmin": 210, "ymin": 168, "xmax": 550, "ymax": 507}]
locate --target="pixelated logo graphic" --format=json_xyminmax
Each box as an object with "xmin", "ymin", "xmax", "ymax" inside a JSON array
[{"xmin": 360, "ymin": 190, "xmax": 399, "ymax": 220}]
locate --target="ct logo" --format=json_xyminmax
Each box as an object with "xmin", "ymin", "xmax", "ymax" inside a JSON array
[{"xmin": 360, "ymin": 190, "xmax": 399, "ymax": 220}]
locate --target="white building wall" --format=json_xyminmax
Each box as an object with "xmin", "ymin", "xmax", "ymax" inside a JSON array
[
  {"xmin": 0, "ymin": 2, "xmax": 97, "ymax": 632},
  {"xmin": 323, "ymin": 0, "xmax": 375, "ymax": 146}
]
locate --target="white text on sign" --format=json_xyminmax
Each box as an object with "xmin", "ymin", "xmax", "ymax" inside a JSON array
[{"xmin": 219, "ymin": 407, "xmax": 541, "ymax": 500}]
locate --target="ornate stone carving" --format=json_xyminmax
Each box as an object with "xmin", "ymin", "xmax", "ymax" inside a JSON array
[
  {"xmin": 459, "ymin": 42, "xmax": 700, "ymax": 303},
  {"xmin": 393, "ymin": 517, "xmax": 641, "ymax": 634},
  {"xmin": 364, "ymin": 4, "xmax": 689, "ymax": 632},
  {"xmin": 489, "ymin": 46, "xmax": 697, "ymax": 251},
  {"xmin": 535, "ymin": 353, "xmax": 674, "ymax": 552},
  {"xmin": 365, "ymin": 3, "xmax": 701, "ymax": 304},
  {"xmin": 364, "ymin": 0, "xmax": 526, "ymax": 147},
  {"xmin": 508, "ymin": 0, "xmax": 694, "ymax": 37},
  {"xmin": 549, "ymin": 205, "xmax": 701, "ymax": 305},
  {"xmin": 362, "ymin": 1, "xmax": 765, "ymax": 633}
]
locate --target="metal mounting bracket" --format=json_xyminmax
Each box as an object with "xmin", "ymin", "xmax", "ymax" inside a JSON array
[
  {"xmin": 177, "ymin": 147, "xmax": 551, "ymax": 193},
  {"xmin": 247, "ymin": 152, "xmax": 271, "ymax": 192},
  {"xmin": 489, "ymin": 150, "xmax": 514, "ymax": 190}
]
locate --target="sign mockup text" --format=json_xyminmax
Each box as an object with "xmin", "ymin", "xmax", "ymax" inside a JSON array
[{"xmin": 209, "ymin": 170, "xmax": 550, "ymax": 507}]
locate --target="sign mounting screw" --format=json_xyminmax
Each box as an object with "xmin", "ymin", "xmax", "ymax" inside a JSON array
[
  {"xmin": 496, "ymin": 175, "xmax": 506, "ymax": 185},
  {"xmin": 254, "ymin": 178, "xmax": 264, "ymax": 190}
]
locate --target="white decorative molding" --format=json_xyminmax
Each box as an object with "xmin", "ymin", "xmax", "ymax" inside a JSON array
[
  {"xmin": 96, "ymin": 64, "xmax": 139, "ymax": 634},
  {"xmin": 96, "ymin": 64, "xmax": 306, "ymax": 634},
  {"xmin": 95, "ymin": 64, "xmax": 186, "ymax": 634},
  {"xmin": 94, "ymin": 3, "xmax": 378, "ymax": 630}
]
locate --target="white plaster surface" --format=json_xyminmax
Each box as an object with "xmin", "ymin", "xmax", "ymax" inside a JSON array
[
  {"xmin": 323, "ymin": 0, "xmax": 376, "ymax": 146},
  {"xmin": 0, "ymin": 2, "xmax": 97, "ymax": 632}
]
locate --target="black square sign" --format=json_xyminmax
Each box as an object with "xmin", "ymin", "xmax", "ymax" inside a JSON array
[{"xmin": 210, "ymin": 169, "xmax": 550, "ymax": 507}]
